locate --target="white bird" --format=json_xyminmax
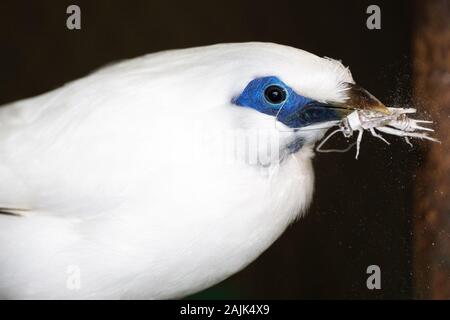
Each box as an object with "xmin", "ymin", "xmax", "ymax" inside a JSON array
[{"xmin": 0, "ymin": 42, "xmax": 387, "ymax": 299}]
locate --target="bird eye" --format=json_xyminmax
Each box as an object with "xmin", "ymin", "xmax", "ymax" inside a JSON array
[{"xmin": 264, "ymin": 85, "xmax": 287, "ymax": 104}]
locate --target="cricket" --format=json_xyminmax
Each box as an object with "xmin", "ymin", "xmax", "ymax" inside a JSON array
[{"xmin": 317, "ymin": 105, "xmax": 439, "ymax": 159}]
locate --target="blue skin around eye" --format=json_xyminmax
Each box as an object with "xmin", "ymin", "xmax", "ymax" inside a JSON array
[{"xmin": 233, "ymin": 76, "xmax": 340, "ymax": 129}]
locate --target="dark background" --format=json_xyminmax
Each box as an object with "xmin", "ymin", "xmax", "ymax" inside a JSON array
[{"xmin": 0, "ymin": 0, "xmax": 418, "ymax": 299}]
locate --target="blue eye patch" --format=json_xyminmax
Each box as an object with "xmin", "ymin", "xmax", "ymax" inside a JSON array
[{"xmin": 233, "ymin": 76, "xmax": 341, "ymax": 128}]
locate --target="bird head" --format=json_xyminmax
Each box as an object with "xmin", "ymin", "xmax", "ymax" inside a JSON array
[
  {"xmin": 218, "ymin": 43, "xmax": 389, "ymax": 154},
  {"xmin": 163, "ymin": 42, "xmax": 387, "ymax": 159},
  {"xmin": 111, "ymin": 42, "xmax": 389, "ymax": 164}
]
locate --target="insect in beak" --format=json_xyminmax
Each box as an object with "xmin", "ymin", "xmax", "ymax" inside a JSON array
[
  {"xmin": 316, "ymin": 83, "xmax": 439, "ymax": 159},
  {"xmin": 336, "ymin": 83, "xmax": 391, "ymax": 115}
]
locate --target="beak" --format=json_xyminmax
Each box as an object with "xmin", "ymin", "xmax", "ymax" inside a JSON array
[
  {"xmin": 334, "ymin": 83, "xmax": 390, "ymax": 115},
  {"xmin": 274, "ymin": 83, "xmax": 390, "ymax": 129}
]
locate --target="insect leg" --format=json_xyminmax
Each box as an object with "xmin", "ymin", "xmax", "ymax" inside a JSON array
[
  {"xmin": 389, "ymin": 118, "xmax": 435, "ymax": 133},
  {"xmin": 370, "ymin": 127, "xmax": 390, "ymax": 145},
  {"xmin": 376, "ymin": 126, "xmax": 440, "ymax": 143},
  {"xmin": 355, "ymin": 129, "xmax": 364, "ymax": 159}
]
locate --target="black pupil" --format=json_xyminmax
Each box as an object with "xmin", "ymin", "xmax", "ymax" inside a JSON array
[{"xmin": 264, "ymin": 86, "xmax": 286, "ymax": 104}]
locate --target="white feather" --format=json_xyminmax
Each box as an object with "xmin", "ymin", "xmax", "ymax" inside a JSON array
[{"xmin": 0, "ymin": 42, "xmax": 353, "ymax": 299}]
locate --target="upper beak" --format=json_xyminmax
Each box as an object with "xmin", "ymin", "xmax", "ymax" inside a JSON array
[
  {"xmin": 335, "ymin": 83, "xmax": 390, "ymax": 114},
  {"xmin": 275, "ymin": 83, "xmax": 390, "ymax": 129}
]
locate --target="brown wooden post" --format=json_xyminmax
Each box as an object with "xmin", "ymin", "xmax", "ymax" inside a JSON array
[{"xmin": 413, "ymin": 0, "xmax": 450, "ymax": 299}]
